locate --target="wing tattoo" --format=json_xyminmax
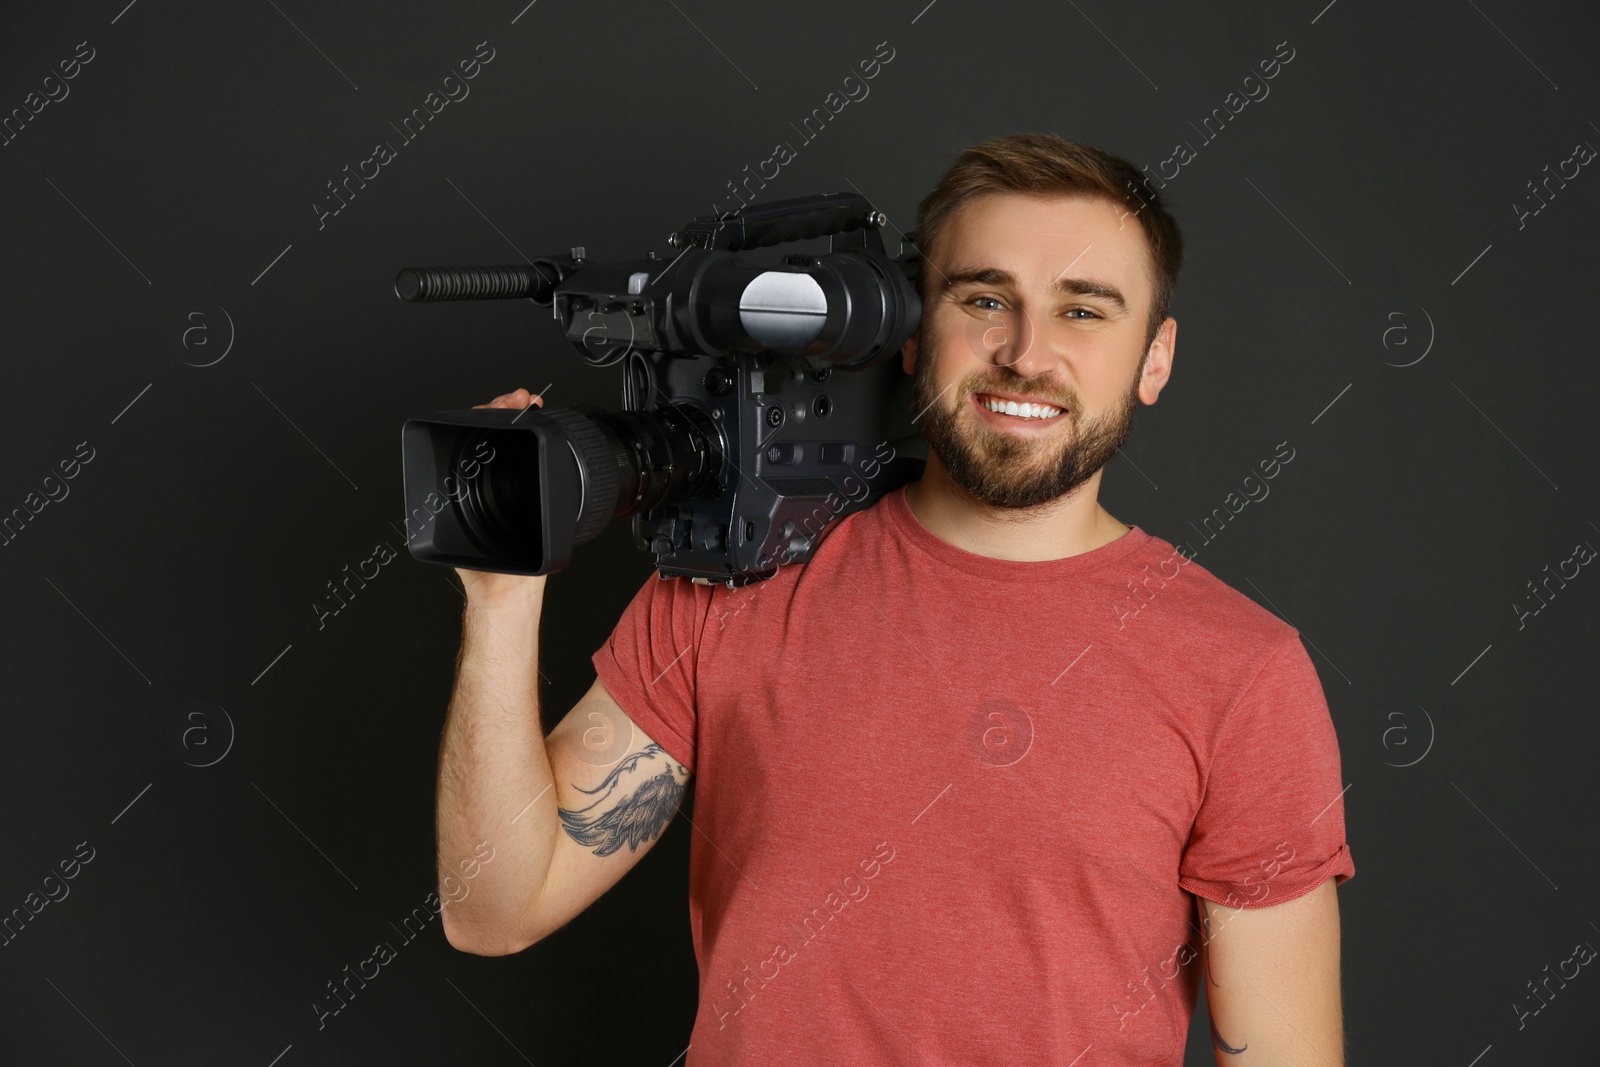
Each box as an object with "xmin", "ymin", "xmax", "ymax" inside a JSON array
[{"xmin": 558, "ymin": 743, "xmax": 688, "ymax": 858}]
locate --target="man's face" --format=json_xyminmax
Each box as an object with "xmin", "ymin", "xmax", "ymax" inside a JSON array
[{"xmin": 904, "ymin": 190, "xmax": 1174, "ymax": 511}]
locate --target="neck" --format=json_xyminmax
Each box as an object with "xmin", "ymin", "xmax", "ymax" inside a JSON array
[{"xmin": 902, "ymin": 459, "xmax": 1128, "ymax": 562}]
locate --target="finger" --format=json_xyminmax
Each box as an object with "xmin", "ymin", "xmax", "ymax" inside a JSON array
[
  {"xmin": 507, "ymin": 388, "xmax": 545, "ymax": 410},
  {"xmin": 472, "ymin": 391, "xmax": 535, "ymax": 410}
]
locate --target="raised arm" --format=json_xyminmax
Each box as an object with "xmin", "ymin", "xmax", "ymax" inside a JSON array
[
  {"xmin": 435, "ymin": 569, "xmax": 557, "ymax": 955},
  {"xmin": 1198, "ymin": 879, "xmax": 1345, "ymax": 1066},
  {"xmin": 433, "ymin": 387, "xmax": 692, "ymax": 955}
]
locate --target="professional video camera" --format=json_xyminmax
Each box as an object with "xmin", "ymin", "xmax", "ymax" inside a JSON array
[{"xmin": 395, "ymin": 191, "xmax": 927, "ymax": 587}]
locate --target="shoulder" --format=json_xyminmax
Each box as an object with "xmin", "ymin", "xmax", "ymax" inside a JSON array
[
  {"xmin": 1125, "ymin": 532, "xmax": 1299, "ymax": 658},
  {"xmin": 787, "ymin": 486, "xmax": 897, "ymax": 569}
]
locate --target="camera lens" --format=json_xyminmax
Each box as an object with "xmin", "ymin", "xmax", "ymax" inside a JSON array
[{"xmin": 459, "ymin": 429, "xmax": 544, "ymax": 559}]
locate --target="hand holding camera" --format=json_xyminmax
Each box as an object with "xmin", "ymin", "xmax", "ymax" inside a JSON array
[{"xmin": 455, "ymin": 388, "xmax": 547, "ymax": 612}]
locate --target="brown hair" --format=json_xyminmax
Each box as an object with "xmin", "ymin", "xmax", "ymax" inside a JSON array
[{"xmin": 911, "ymin": 132, "xmax": 1184, "ymax": 351}]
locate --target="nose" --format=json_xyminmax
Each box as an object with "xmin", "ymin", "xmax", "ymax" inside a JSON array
[{"xmin": 988, "ymin": 305, "xmax": 1057, "ymax": 381}]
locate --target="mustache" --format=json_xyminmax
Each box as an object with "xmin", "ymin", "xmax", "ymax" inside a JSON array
[{"xmin": 966, "ymin": 381, "xmax": 1075, "ymax": 410}]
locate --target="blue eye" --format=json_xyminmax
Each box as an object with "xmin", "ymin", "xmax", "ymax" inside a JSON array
[
  {"xmin": 1066, "ymin": 308, "xmax": 1100, "ymax": 320},
  {"xmin": 970, "ymin": 296, "xmax": 1005, "ymax": 311}
]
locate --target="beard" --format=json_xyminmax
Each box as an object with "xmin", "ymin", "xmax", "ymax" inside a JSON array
[{"xmin": 910, "ymin": 325, "xmax": 1144, "ymax": 512}]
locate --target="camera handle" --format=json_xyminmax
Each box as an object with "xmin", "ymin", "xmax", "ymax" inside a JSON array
[{"xmin": 672, "ymin": 192, "xmax": 888, "ymax": 255}]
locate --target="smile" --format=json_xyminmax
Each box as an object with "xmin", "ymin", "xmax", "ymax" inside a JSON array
[{"xmin": 971, "ymin": 392, "xmax": 1068, "ymax": 425}]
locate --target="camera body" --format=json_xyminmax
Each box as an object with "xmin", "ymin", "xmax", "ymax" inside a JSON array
[{"xmin": 398, "ymin": 191, "xmax": 927, "ymax": 587}]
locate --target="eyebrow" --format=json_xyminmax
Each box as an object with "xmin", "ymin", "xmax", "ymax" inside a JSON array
[{"xmin": 940, "ymin": 266, "xmax": 1128, "ymax": 313}]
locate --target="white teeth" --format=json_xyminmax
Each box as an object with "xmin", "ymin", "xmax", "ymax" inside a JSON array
[{"xmin": 981, "ymin": 396, "xmax": 1062, "ymax": 419}]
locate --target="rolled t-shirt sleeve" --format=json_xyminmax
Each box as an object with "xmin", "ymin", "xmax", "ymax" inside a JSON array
[
  {"xmin": 1179, "ymin": 631, "xmax": 1355, "ymax": 908},
  {"xmin": 590, "ymin": 572, "xmax": 716, "ymax": 774}
]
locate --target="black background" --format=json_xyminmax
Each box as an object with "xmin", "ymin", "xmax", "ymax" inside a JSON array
[{"xmin": 2, "ymin": 1, "xmax": 1597, "ymax": 1064}]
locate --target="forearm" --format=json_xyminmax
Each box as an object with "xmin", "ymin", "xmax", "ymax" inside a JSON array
[{"xmin": 435, "ymin": 586, "xmax": 555, "ymax": 954}]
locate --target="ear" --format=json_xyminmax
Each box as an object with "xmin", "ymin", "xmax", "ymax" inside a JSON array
[
  {"xmin": 901, "ymin": 327, "xmax": 919, "ymax": 375},
  {"xmin": 1138, "ymin": 316, "xmax": 1176, "ymax": 405}
]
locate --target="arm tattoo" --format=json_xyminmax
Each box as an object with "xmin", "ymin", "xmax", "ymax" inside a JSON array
[
  {"xmin": 558, "ymin": 743, "xmax": 688, "ymax": 858},
  {"xmin": 1199, "ymin": 899, "xmax": 1247, "ymax": 1055},
  {"xmin": 1210, "ymin": 1018, "xmax": 1247, "ymax": 1055}
]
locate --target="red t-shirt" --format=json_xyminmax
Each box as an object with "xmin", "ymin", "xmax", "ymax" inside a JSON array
[{"xmin": 592, "ymin": 484, "xmax": 1354, "ymax": 1066}]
